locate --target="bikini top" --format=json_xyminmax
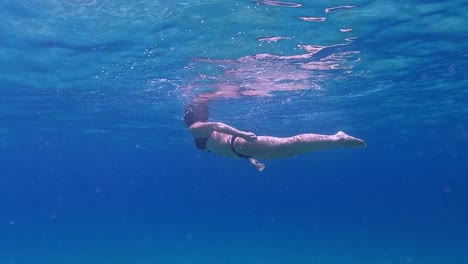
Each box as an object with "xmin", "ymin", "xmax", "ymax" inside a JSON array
[
  {"xmin": 194, "ymin": 137, "xmax": 209, "ymax": 150},
  {"xmin": 193, "ymin": 131, "xmax": 214, "ymax": 150}
]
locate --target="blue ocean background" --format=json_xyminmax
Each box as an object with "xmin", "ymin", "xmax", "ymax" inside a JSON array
[{"xmin": 1, "ymin": 0, "xmax": 467, "ymax": 263}]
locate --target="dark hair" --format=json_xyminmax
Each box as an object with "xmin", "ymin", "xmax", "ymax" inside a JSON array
[{"xmin": 184, "ymin": 102, "xmax": 209, "ymax": 127}]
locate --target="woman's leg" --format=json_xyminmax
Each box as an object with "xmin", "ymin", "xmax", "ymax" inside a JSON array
[{"xmin": 236, "ymin": 131, "xmax": 365, "ymax": 160}]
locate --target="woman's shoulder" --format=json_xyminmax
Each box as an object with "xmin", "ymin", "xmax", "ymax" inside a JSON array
[{"xmin": 189, "ymin": 122, "xmax": 214, "ymax": 137}]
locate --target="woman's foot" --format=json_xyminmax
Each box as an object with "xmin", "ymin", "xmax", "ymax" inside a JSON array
[{"xmin": 334, "ymin": 131, "xmax": 366, "ymax": 147}]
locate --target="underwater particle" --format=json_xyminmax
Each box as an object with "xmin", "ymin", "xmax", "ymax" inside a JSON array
[
  {"xmin": 447, "ymin": 65, "xmax": 456, "ymax": 74},
  {"xmin": 443, "ymin": 186, "xmax": 451, "ymax": 194}
]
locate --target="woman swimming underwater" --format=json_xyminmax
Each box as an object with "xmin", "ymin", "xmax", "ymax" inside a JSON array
[{"xmin": 184, "ymin": 101, "xmax": 366, "ymax": 171}]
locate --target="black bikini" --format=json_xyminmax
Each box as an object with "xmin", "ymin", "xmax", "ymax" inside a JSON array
[
  {"xmin": 194, "ymin": 134, "xmax": 252, "ymax": 158},
  {"xmin": 193, "ymin": 137, "xmax": 209, "ymax": 150},
  {"xmin": 193, "ymin": 131, "xmax": 213, "ymax": 150},
  {"xmin": 229, "ymin": 136, "xmax": 253, "ymax": 159}
]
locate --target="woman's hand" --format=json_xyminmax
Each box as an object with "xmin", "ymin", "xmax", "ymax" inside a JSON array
[
  {"xmin": 241, "ymin": 131, "xmax": 257, "ymax": 142},
  {"xmin": 248, "ymin": 158, "xmax": 265, "ymax": 172}
]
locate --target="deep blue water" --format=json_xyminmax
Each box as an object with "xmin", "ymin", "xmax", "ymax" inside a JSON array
[{"xmin": 1, "ymin": 0, "xmax": 467, "ymax": 263}]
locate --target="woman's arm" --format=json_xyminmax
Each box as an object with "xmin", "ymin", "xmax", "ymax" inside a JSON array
[{"xmin": 190, "ymin": 122, "xmax": 257, "ymax": 142}]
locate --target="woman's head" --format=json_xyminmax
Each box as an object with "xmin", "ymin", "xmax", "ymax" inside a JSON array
[{"xmin": 184, "ymin": 102, "xmax": 209, "ymax": 127}]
